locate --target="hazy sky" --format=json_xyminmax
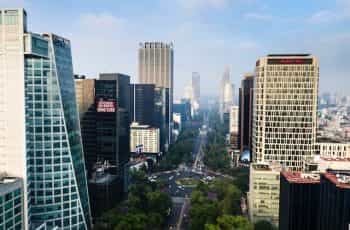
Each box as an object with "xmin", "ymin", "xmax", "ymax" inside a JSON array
[{"xmin": 3, "ymin": 0, "xmax": 350, "ymax": 98}]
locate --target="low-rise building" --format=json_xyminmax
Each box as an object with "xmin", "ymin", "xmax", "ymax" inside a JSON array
[
  {"xmin": 247, "ymin": 163, "xmax": 281, "ymax": 226},
  {"xmin": 130, "ymin": 122, "xmax": 160, "ymax": 154}
]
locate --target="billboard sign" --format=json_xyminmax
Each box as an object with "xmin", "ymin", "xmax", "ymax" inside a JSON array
[{"xmin": 96, "ymin": 99, "xmax": 116, "ymax": 113}]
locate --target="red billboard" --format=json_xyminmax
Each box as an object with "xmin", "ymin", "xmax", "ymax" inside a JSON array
[
  {"xmin": 268, "ymin": 58, "xmax": 313, "ymax": 65},
  {"xmin": 96, "ymin": 100, "xmax": 116, "ymax": 113}
]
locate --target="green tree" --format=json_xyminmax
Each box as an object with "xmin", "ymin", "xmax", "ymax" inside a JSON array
[
  {"xmin": 216, "ymin": 215, "xmax": 253, "ymax": 230},
  {"xmin": 254, "ymin": 220, "xmax": 277, "ymax": 230},
  {"xmin": 146, "ymin": 191, "xmax": 172, "ymax": 218}
]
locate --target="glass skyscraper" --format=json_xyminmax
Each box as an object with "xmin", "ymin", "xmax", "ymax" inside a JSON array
[{"xmin": 0, "ymin": 9, "xmax": 91, "ymax": 229}]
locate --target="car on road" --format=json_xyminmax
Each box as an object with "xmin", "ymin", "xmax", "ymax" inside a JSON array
[{"xmin": 169, "ymin": 176, "xmax": 174, "ymax": 181}]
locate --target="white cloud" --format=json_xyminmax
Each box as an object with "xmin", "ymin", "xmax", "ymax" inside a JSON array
[
  {"xmin": 244, "ymin": 12, "xmax": 273, "ymax": 21},
  {"xmin": 177, "ymin": 0, "xmax": 230, "ymax": 11},
  {"xmin": 308, "ymin": 10, "xmax": 339, "ymax": 24},
  {"xmin": 79, "ymin": 13, "xmax": 124, "ymax": 33},
  {"xmin": 308, "ymin": 0, "xmax": 350, "ymax": 24}
]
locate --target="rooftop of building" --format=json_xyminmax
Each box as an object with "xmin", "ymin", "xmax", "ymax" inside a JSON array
[
  {"xmin": 281, "ymin": 171, "xmax": 320, "ymax": 184},
  {"xmin": 317, "ymin": 136, "xmax": 350, "ymax": 144},
  {"xmin": 251, "ymin": 162, "xmax": 281, "ymax": 172},
  {"xmin": 320, "ymin": 157, "xmax": 350, "ymax": 162},
  {"xmin": 0, "ymin": 176, "xmax": 22, "ymax": 196},
  {"xmin": 323, "ymin": 172, "xmax": 350, "ymax": 189},
  {"xmin": 130, "ymin": 122, "xmax": 159, "ymax": 130},
  {"xmin": 267, "ymin": 54, "xmax": 311, "ymax": 57}
]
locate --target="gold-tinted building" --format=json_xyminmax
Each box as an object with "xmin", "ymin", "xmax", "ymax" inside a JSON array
[
  {"xmin": 74, "ymin": 75, "xmax": 95, "ymax": 119},
  {"xmin": 252, "ymin": 54, "xmax": 319, "ymax": 170}
]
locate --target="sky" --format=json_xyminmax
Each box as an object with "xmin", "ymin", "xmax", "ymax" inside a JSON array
[{"xmin": 2, "ymin": 0, "xmax": 350, "ymax": 98}]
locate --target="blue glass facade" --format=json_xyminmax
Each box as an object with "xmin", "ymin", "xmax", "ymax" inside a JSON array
[{"xmin": 24, "ymin": 33, "xmax": 91, "ymax": 229}]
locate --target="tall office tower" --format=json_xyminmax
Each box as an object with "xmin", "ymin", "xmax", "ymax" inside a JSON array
[
  {"xmin": 192, "ymin": 72, "xmax": 200, "ymax": 104},
  {"xmin": 130, "ymin": 84, "xmax": 156, "ymax": 126},
  {"xmin": 247, "ymin": 163, "xmax": 280, "ymax": 226},
  {"xmin": 279, "ymin": 172, "xmax": 320, "ymax": 230},
  {"xmin": 229, "ymin": 106, "xmax": 239, "ymax": 149},
  {"xmin": 94, "ymin": 73, "xmax": 130, "ymax": 175},
  {"xmin": 138, "ymin": 42, "xmax": 174, "ymax": 150},
  {"xmin": 183, "ymin": 72, "xmax": 200, "ymax": 116},
  {"xmin": 219, "ymin": 67, "xmax": 234, "ymax": 121},
  {"xmin": 0, "ymin": 9, "xmax": 91, "ymax": 229},
  {"xmin": 239, "ymin": 73, "xmax": 254, "ymax": 153},
  {"xmin": 74, "ymin": 75, "xmax": 95, "ymax": 119},
  {"xmin": 252, "ymin": 54, "xmax": 319, "ymax": 170}
]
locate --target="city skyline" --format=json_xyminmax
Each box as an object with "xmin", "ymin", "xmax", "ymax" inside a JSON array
[{"xmin": 3, "ymin": 0, "xmax": 350, "ymax": 97}]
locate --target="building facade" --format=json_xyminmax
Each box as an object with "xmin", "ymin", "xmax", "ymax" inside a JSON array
[
  {"xmin": 0, "ymin": 9, "xmax": 91, "ymax": 229},
  {"xmin": 74, "ymin": 75, "xmax": 95, "ymax": 119},
  {"xmin": 252, "ymin": 54, "xmax": 319, "ymax": 170},
  {"xmin": 279, "ymin": 172, "xmax": 320, "ymax": 230},
  {"xmin": 130, "ymin": 84, "xmax": 155, "ymax": 126},
  {"xmin": 239, "ymin": 73, "xmax": 254, "ymax": 153},
  {"xmin": 0, "ymin": 177, "xmax": 23, "ymax": 230},
  {"xmin": 130, "ymin": 122, "xmax": 160, "ymax": 154},
  {"xmin": 319, "ymin": 172, "xmax": 350, "ymax": 230},
  {"xmin": 138, "ymin": 42, "xmax": 173, "ymax": 150},
  {"xmin": 229, "ymin": 106, "xmax": 239, "ymax": 149},
  {"xmin": 248, "ymin": 163, "xmax": 280, "ymax": 226}
]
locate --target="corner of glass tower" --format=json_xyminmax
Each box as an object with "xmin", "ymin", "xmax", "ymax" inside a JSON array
[{"xmin": 0, "ymin": 8, "xmax": 91, "ymax": 229}]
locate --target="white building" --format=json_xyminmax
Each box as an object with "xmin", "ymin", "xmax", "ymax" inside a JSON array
[
  {"xmin": 252, "ymin": 54, "xmax": 319, "ymax": 170},
  {"xmin": 229, "ymin": 106, "xmax": 239, "ymax": 134},
  {"xmin": 130, "ymin": 122, "xmax": 160, "ymax": 154},
  {"xmin": 248, "ymin": 163, "xmax": 281, "ymax": 226}
]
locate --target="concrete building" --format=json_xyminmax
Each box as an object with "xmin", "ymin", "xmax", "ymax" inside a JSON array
[
  {"xmin": 138, "ymin": 42, "xmax": 174, "ymax": 149},
  {"xmin": 74, "ymin": 75, "xmax": 95, "ymax": 119},
  {"xmin": 252, "ymin": 54, "xmax": 319, "ymax": 170},
  {"xmin": 239, "ymin": 73, "xmax": 254, "ymax": 153},
  {"xmin": 316, "ymin": 141, "xmax": 350, "ymax": 158},
  {"xmin": 130, "ymin": 122, "xmax": 160, "ymax": 154},
  {"xmin": 0, "ymin": 9, "xmax": 91, "ymax": 229},
  {"xmin": 0, "ymin": 177, "xmax": 23, "ymax": 230},
  {"xmin": 248, "ymin": 163, "xmax": 281, "ymax": 226}
]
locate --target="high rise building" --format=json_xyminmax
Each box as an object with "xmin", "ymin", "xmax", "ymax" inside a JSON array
[
  {"xmin": 130, "ymin": 122, "xmax": 160, "ymax": 154},
  {"xmin": 192, "ymin": 72, "xmax": 200, "ymax": 105},
  {"xmin": 81, "ymin": 73, "xmax": 130, "ymax": 175},
  {"xmin": 138, "ymin": 42, "xmax": 174, "ymax": 150},
  {"xmin": 252, "ymin": 54, "xmax": 319, "ymax": 170},
  {"xmin": 0, "ymin": 177, "xmax": 23, "ymax": 230},
  {"xmin": 219, "ymin": 67, "xmax": 234, "ymax": 121},
  {"xmin": 130, "ymin": 84, "xmax": 156, "ymax": 126},
  {"xmin": 74, "ymin": 75, "xmax": 95, "ymax": 119},
  {"xmin": 247, "ymin": 163, "xmax": 280, "ymax": 226},
  {"xmin": 183, "ymin": 72, "xmax": 200, "ymax": 116},
  {"xmin": 279, "ymin": 171, "xmax": 350, "ymax": 230},
  {"xmin": 319, "ymin": 172, "xmax": 350, "ymax": 230},
  {"xmin": 279, "ymin": 171, "xmax": 320, "ymax": 230},
  {"xmin": 0, "ymin": 8, "xmax": 91, "ymax": 229},
  {"xmin": 239, "ymin": 73, "xmax": 254, "ymax": 153},
  {"xmin": 80, "ymin": 73, "xmax": 130, "ymax": 220},
  {"xmin": 229, "ymin": 106, "xmax": 239, "ymax": 149}
]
